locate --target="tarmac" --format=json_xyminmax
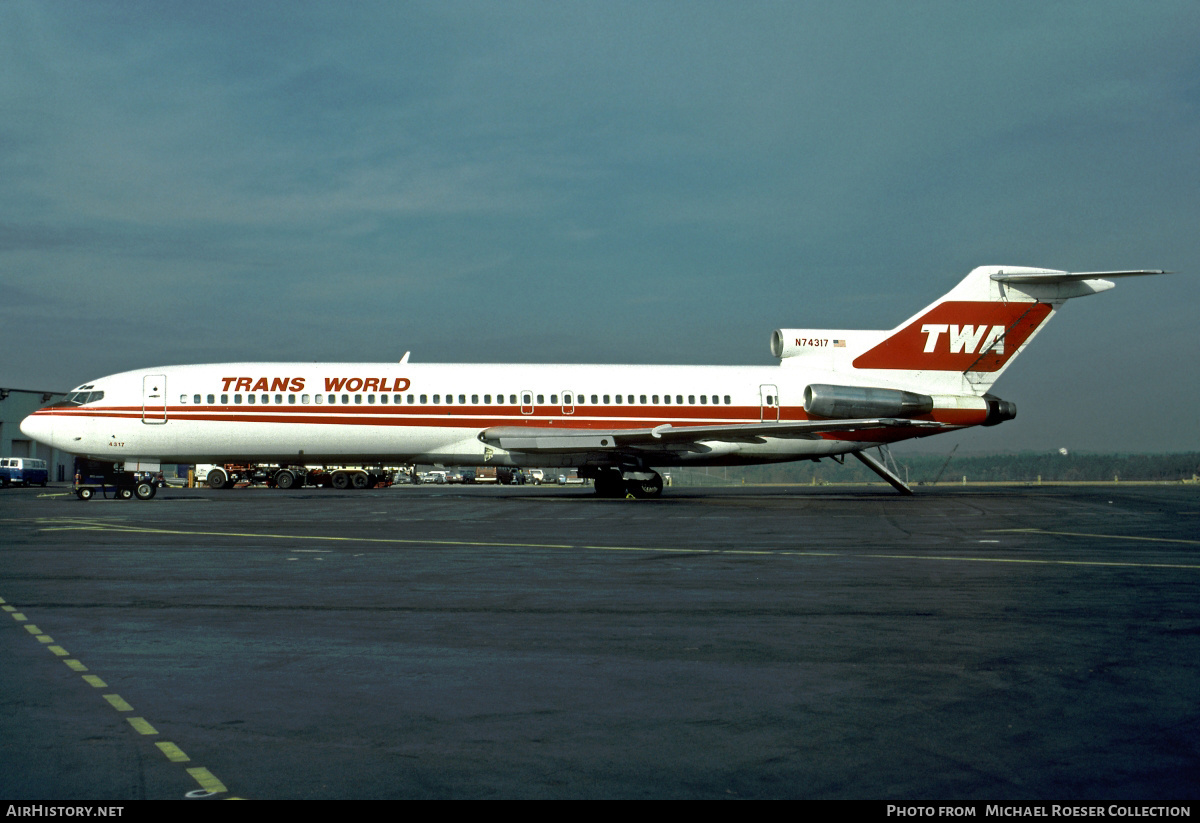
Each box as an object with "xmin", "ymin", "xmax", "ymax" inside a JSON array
[{"xmin": 1, "ymin": 482, "xmax": 1198, "ymax": 799}]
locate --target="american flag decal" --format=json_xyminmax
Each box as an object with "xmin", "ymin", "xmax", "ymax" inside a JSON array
[{"xmin": 833, "ymin": 339, "xmax": 845, "ymax": 347}]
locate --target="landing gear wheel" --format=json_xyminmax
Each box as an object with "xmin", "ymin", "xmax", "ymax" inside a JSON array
[
  {"xmin": 331, "ymin": 471, "xmax": 351, "ymax": 490},
  {"xmin": 77, "ymin": 488, "xmax": 93, "ymax": 501},
  {"xmin": 275, "ymin": 470, "xmax": 296, "ymax": 490},
  {"xmin": 134, "ymin": 482, "xmax": 157, "ymax": 500},
  {"xmin": 207, "ymin": 468, "xmax": 228, "ymax": 490},
  {"xmin": 594, "ymin": 471, "xmax": 625, "ymax": 498},
  {"xmin": 351, "ymin": 472, "xmax": 370, "ymax": 490},
  {"xmin": 627, "ymin": 472, "xmax": 664, "ymax": 499}
]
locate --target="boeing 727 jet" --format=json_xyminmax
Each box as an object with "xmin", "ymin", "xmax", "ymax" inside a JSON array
[{"xmin": 21, "ymin": 265, "xmax": 1164, "ymax": 497}]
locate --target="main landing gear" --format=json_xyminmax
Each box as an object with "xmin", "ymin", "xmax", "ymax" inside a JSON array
[{"xmin": 592, "ymin": 469, "xmax": 664, "ymax": 499}]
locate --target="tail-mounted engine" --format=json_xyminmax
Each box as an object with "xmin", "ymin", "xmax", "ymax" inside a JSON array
[
  {"xmin": 804, "ymin": 384, "xmax": 934, "ymax": 419},
  {"xmin": 982, "ymin": 393, "xmax": 1017, "ymax": 426}
]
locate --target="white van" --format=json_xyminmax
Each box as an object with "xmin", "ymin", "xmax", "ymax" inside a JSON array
[{"xmin": 0, "ymin": 457, "xmax": 49, "ymax": 487}]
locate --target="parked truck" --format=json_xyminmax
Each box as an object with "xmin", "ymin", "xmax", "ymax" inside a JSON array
[{"xmin": 196, "ymin": 463, "xmax": 392, "ymax": 490}]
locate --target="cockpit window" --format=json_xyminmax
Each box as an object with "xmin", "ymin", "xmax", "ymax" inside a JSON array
[{"xmin": 65, "ymin": 391, "xmax": 104, "ymax": 405}]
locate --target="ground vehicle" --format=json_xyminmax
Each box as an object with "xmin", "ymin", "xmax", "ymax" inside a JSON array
[
  {"xmin": 196, "ymin": 463, "xmax": 390, "ymax": 490},
  {"xmin": 474, "ymin": 467, "xmax": 498, "ymax": 483},
  {"xmin": 0, "ymin": 457, "xmax": 48, "ymax": 487},
  {"xmin": 22, "ymin": 266, "xmax": 1166, "ymax": 498},
  {"xmin": 72, "ymin": 460, "xmax": 156, "ymax": 501},
  {"xmin": 528, "ymin": 469, "xmax": 544, "ymax": 485}
]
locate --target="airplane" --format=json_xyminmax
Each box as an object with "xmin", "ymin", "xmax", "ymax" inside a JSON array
[{"xmin": 20, "ymin": 265, "xmax": 1165, "ymax": 498}]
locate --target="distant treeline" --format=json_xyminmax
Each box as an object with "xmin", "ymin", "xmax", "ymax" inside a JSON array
[{"xmin": 670, "ymin": 452, "xmax": 1200, "ymax": 486}]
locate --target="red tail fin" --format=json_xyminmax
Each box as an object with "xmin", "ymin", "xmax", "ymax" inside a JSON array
[{"xmin": 852, "ymin": 301, "xmax": 1053, "ymax": 373}]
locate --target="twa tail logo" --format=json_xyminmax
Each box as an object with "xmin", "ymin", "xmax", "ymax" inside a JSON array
[
  {"xmin": 921, "ymin": 324, "xmax": 1005, "ymax": 355},
  {"xmin": 853, "ymin": 301, "xmax": 1052, "ymax": 372}
]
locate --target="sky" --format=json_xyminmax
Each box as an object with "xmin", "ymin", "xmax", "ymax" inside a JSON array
[{"xmin": 2, "ymin": 1, "xmax": 1198, "ymax": 454}]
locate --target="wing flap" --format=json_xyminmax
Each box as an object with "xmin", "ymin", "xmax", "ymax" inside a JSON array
[{"xmin": 480, "ymin": 418, "xmax": 946, "ymax": 453}]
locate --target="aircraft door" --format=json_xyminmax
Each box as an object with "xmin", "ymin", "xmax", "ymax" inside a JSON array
[
  {"xmin": 143, "ymin": 374, "xmax": 167, "ymax": 424},
  {"xmin": 561, "ymin": 391, "xmax": 575, "ymax": 415},
  {"xmin": 759, "ymin": 384, "xmax": 779, "ymax": 422},
  {"xmin": 521, "ymin": 390, "xmax": 534, "ymax": 415}
]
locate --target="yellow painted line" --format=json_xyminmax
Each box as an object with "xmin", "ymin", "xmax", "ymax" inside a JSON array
[
  {"xmin": 156, "ymin": 742, "xmax": 191, "ymax": 763},
  {"xmin": 82, "ymin": 675, "xmax": 107, "ymax": 688},
  {"xmin": 11, "ymin": 612, "xmax": 26, "ymax": 621},
  {"xmin": 35, "ymin": 635, "xmax": 54, "ymax": 644},
  {"xmin": 0, "ymin": 597, "xmax": 5, "ymax": 604},
  {"xmin": 127, "ymin": 717, "xmax": 157, "ymax": 735},
  {"xmin": 2, "ymin": 605, "xmax": 14, "ymax": 612},
  {"xmin": 986, "ymin": 528, "xmax": 1200, "ymax": 546},
  {"xmin": 23, "ymin": 624, "xmax": 41, "ymax": 634},
  {"xmin": 103, "ymin": 694, "xmax": 134, "ymax": 712},
  {"xmin": 186, "ymin": 767, "xmax": 227, "ymax": 794},
  {"xmin": 47, "ymin": 645, "xmax": 68, "ymax": 656},
  {"xmin": 64, "ymin": 659, "xmax": 88, "ymax": 672}
]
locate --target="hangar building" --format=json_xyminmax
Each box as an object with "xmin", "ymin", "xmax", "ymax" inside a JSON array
[{"xmin": 0, "ymin": 387, "xmax": 74, "ymax": 483}]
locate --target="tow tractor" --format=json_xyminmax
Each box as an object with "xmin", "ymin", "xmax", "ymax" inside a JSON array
[{"xmin": 73, "ymin": 460, "xmax": 158, "ymax": 501}]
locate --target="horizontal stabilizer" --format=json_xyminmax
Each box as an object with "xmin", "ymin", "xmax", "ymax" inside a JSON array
[{"xmin": 990, "ymin": 269, "xmax": 1166, "ymax": 284}]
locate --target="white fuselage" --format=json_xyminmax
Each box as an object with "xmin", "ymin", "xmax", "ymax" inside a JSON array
[{"xmin": 20, "ymin": 360, "xmax": 974, "ymax": 469}]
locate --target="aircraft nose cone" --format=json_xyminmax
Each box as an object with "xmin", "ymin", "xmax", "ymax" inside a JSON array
[{"xmin": 20, "ymin": 412, "xmax": 54, "ymax": 446}]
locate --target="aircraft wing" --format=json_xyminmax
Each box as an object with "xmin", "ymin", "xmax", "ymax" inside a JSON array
[{"xmin": 479, "ymin": 418, "xmax": 946, "ymax": 454}]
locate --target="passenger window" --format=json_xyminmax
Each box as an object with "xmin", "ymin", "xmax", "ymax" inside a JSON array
[
  {"xmin": 355, "ymin": 395, "xmax": 362, "ymax": 404},
  {"xmin": 275, "ymin": 394, "xmax": 283, "ymax": 404},
  {"xmin": 248, "ymin": 395, "xmax": 256, "ymax": 404},
  {"xmin": 312, "ymin": 395, "xmax": 320, "ymax": 404},
  {"xmin": 328, "ymin": 394, "xmax": 336, "ymax": 404},
  {"xmin": 434, "ymin": 395, "xmax": 441, "ymax": 403},
  {"xmin": 458, "ymin": 395, "xmax": 466, "ymax": 404},
  {"xmin": 536, "ymin": 394, "xmax": 544, "ymax": 403},
  {"xmin": 615, "ymin": 395, "xmax": 622, "ymax": 404},
  {"xmin": 445, "ymin": 395, "xmax": 452, "ymax": 404},
  {"xmin": 407, "ymin": 394, "xmax": 415, "ymax": 404},
  {"xmin": 591, "ymin": 395, "xmax": 598, "ymax": 404},
  {"xmin": 367, "ymin": 395, "xmax": 375, "ymax": 404},
  {"xmin": 639, "ymin": 395, "xmax": 646, "ymax": 404},
  {"xmin": 180, "ymin": 394, "xmax": 188, "ymax": 404},
  {"xmin": 700, "ymin": 395, "xmax": 707, "ymax": 404},
  {"xmin": 342, "ymin": 394, "xmax": 349, "ymax": 404},
  {"xmin": 379, "ymin": 394, "xmax": 387, "ymax": 404},
  {"xmin": 551, "ymin": 394, "xmax": 558, "ymax": 404},
  {"xmin": 207, "ymin": 394, "xmax": 215, "ymax": 404},
  {"xmin": 484, "ymin": 394, "xmax": 491, "ymax": 404},
  {"xmin": 472, "ymin": 395, "xmax": 479, "ymax": 404},
  {"xmin": 677, "ymin": 395, "xmax": 683, "ymax": 404},
  {"xmin": 420, "ymin": 395, "xmax": 428, "ymax": 403},
  {"xmin": 688, "ymin": 395, "xmax": 695, "ymax": 404},
  {"xmin": 221, "ymin": 394, "xmax": 228, "ymax": 404},
  {"xmin": 664, "ymin": 395, "xmax": 671, "ymax": 404},
  {"xmin": 724, "ymin": 395, "xmax": 731, "ymax": 404}
]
